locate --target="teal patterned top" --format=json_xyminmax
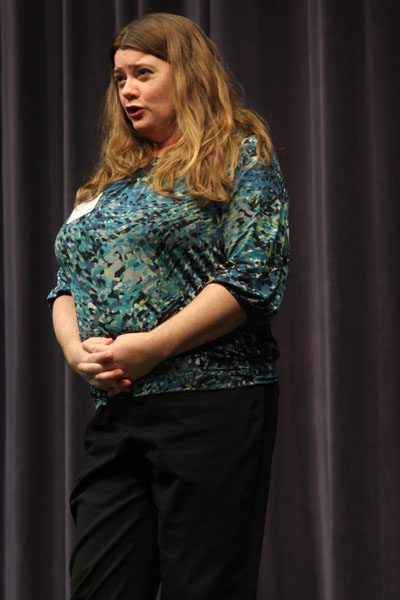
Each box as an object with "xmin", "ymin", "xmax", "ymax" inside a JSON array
[{"xmin": 48, "ymin": 136, "xmax": 289, "ymax": 407}]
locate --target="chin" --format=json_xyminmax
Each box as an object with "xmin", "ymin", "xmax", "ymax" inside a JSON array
[{"xmin": 132, "ymin": 124, "xmax": 152, "ymax": 138}]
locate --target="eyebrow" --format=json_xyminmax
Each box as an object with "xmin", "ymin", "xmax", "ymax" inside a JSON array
[{"xmin": 113, "ymin": 62, "xmax": 155, "ymax": 74}]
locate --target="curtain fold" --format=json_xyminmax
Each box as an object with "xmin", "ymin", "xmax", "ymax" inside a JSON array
[{"xmin": 1, "ymin": 1, "xmax": 399, "ymax": 598}]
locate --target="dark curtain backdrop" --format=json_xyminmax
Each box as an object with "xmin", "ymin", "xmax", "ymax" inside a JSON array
[{"xmin": 1, "ymin": 0, "xmax": 399, "ymax": 598}]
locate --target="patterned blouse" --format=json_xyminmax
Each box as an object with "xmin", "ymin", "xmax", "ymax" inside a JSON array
[{"xmin": 48, "ymin": 136, "xmax": 289, "ymax": 408}]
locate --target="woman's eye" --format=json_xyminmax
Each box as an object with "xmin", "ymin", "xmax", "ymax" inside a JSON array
[
  {"xmin": 138, "ymin": 69, "xmax": 151, "ymax": 77},
  {"xmin": 114, "ymin": 75, "xmax": 125, "ymax": 86}
]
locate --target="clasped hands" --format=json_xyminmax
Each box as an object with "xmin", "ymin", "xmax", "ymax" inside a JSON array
[{"xmin": 75, "ymin": 332, "xmax": 163, "ymax": 397}]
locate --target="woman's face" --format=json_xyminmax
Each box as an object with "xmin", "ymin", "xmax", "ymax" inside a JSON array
[{"xmin": 114, "ymin": 48, "xmax": 179, "ymax": 155}]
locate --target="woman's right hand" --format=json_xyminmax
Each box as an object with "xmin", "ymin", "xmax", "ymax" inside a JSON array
[{"xmin": 65, "ymin": 337, "xmax": 132, "ymax": 394}]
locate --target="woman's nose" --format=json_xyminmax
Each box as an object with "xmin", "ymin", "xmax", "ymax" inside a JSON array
[{"xmin": 122, "ymin": 77, "xmax": 139, "ymax": 99}]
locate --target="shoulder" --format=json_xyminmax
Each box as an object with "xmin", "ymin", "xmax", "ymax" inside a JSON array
[
  {"xmin": 235, "ymin": 135, "xmax": 284, "ymax": 189},
  {"xmin": 237, "ymin": 134, "xmax": 259, "ymax": 163}
]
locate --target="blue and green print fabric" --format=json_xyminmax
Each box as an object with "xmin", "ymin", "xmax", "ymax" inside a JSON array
[{"xmin": 48, "ymin": 136, "xmax": 289, "ymax": 407}]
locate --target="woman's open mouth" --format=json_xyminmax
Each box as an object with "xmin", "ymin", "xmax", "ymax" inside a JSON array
[{"xmin": 126, "ymin": 106, "xmax": 144, "ymax": 119}]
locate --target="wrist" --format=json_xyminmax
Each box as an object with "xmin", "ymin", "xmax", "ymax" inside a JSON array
[
  {"xmin": 146, "ymin": 327, "xmax": 173, "ymax": 362},
  {"xmin": 63, "ymin": 338, "xmax": 82, "ymax": 371}
]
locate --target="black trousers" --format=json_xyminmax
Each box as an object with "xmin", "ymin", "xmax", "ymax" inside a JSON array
[{"xmin": 69, "ymin": 383, "xmax": 279, "ymax": 600}]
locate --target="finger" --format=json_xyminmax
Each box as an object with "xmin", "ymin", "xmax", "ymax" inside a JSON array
[
  {"xmin": 88, "ymin": 377, "xmax": 131, "ymax": 395},
  {"xmin": 87, "ymin": 344, "xmax": 111, "ymax": 354},
  {"xmin": 93, "ymin": 369, "xmax": 126, "ymax": 382},
  {"xmin": 87, "ymin": 380, "xmax": 119, "ymax": 392},
  {"xmin": 82, "ymin": 338, "xmax": 113, "ymax": 353},
  {"xmin": 81, "ymin": 350, "xmax": 114, "ymax": 364},
  {"xmin": 78, "ymin": 362, "xmax": 121, "ymax": 377},
  {"xmin": 83, "ymin": 337, "xmax": 113, "ymax": 345}
]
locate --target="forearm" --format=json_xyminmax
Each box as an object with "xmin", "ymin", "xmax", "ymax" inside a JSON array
[
  {"xmin": 149, "ymin": 283, "xmax": 246, "ymax": 360},
  {"xmin": 77, "ymin": 283, "xmax": 246, "ymax": 390},
  {"xmin": 52, "ymin": 294, "xmax": 82, "ymax": 367}
]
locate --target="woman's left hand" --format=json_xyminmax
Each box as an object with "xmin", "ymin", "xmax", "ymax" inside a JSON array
[{"xmin": 78, "ymin": 332, "xmax": 164, "ymax": 395}]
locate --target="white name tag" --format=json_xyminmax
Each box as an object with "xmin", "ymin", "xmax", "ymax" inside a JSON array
[{"xmin": 67, "ymin": 194, "xmax": 102, "ymax": 224}]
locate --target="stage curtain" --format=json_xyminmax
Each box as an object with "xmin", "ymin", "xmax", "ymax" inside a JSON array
[{"xmin": 1, "ymin": 1, "xmax": 399, "ymax": 598}]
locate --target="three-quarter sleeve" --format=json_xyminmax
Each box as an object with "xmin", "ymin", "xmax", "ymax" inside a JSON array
[
  {"xmin": 47, "ymin": 267, "xmax": 72, "ymax": 308},
  {"xmin": 207, "ymin": 137, "xmax": 289, "ymax": 318}
]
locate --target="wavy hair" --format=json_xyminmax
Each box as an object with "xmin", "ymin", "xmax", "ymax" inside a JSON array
[{"xmin": 75, "ymin": 12, "xmax": 273, "ymax": 206}]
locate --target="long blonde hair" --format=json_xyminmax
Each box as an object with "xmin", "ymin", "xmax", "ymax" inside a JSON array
[{"xmin": 75, "ymin": 13, "xmax": 273, "ymax": 206}]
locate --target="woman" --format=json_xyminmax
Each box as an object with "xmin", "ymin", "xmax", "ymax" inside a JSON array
[{"xmin": 48, "ymin": 12, "xmax": 289, "ymax": 600}]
